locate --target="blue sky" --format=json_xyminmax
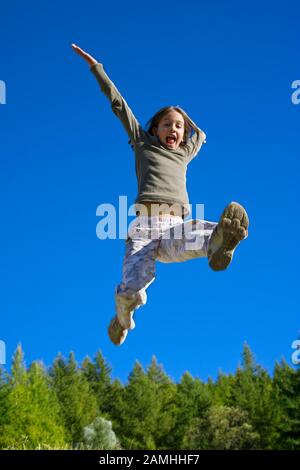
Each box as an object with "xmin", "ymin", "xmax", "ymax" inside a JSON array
[{"xmin": 0, "ymin": 0, "xmax": 299, "ymax": 383}]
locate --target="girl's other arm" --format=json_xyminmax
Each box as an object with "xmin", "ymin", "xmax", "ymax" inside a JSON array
[
  {"xmin": 176, "ymin": 107, "xmax": 206, "ymax": 160},
  {"xmin": 186, "ymin": 123, "xmax": 206, "ymax": 160},
  {"xmin": 71, "ymin": 43, "xmax": 142, "ymax": 144}
]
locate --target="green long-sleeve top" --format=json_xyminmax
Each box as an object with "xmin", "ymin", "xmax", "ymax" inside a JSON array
[{"xmin": 90, "ymin": 63, "xmax": 206, "ymax": 218}]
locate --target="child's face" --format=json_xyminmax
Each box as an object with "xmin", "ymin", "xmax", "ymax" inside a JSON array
[{"xmin": 153, "ymin": 110, "xmax": 185, "ymax": 150}]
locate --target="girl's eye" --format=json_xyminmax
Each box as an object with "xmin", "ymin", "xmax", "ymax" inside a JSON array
[{"xmin": 164, "ymin": 123, "xmax": 182, "ymax": 128}]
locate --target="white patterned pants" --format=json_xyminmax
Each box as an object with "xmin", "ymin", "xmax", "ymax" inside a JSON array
[{"xmin": 115, "ymin": 215, "xmax": 217, "ymax": 327}]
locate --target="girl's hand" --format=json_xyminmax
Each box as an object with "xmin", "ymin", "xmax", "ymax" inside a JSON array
[{"xmin": 71, "ymin": 43, "xmax": 98, "ymax": 67}]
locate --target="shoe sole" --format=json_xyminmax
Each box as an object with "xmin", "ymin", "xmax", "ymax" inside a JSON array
[{"xmin": 209, "ymin": 202, "xmax": 249, "ymax": 271}]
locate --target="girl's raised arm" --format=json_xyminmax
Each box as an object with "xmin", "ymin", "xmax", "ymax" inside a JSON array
[{"xmin": 71, "ymin": 43, "xmax": 142, "ymax": 145}]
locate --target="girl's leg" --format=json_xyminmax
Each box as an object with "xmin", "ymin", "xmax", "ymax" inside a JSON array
[
  {"xmin": 157, "ymin": 202, "xmax": 249, "ymax": 269},
  {"xmin": 157, "ymin": 218, "xmax": 217, "ymax": 263},
  {"xmin": 109, "ymin": 233, "xmax": 159, "ymax": 345}
]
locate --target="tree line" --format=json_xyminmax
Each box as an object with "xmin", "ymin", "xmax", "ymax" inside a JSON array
[{"xmin": 0, "ymin": 343, "xmax": 299, "ymax": 450}]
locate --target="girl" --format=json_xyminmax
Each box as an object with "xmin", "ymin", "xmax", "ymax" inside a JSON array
[{"xmin": 71, "ymin": 44, "xmax": 249, "ymax": 346}]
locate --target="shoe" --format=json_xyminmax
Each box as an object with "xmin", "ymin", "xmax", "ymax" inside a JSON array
[
  {"xmin": 208, "ymin": 202, "xmax": 249, "ymax": 271},
  {"xmin": 108, "ymin": 315, "xmax": 128, "ymax": 346}
]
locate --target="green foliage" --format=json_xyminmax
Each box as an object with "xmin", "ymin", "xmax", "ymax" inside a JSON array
[
  {"xmin": 117, "ymin": 360, "xmax": 162, "ymax": 449},
  {"xmin": 184, "ymin": 405, "xmax": 259, "ymax": 450},
  {"xmin": 272, "ymin": 360, "xmax": 300, "ymax": 449},
  {"xmin": 173, "ymin": 372, "xmax": 211, "ymax": 449},
  {"xmin": 0, "ymin": 345, "xmax": 66, "ymax": 449},
  {"xmin": 81, "ymin": 351, "xmax": 113, "ymax": 416},
  {"xmin": 50, "ymin": 352, "xmax": 99, "ymax": 445},
  {"xmin": 0, "ymin": 344, "xmax": 299, "ymax": 450},
  {"xmin": 229, "ymin": 343, "xmax": 281, "ymax": 448},
  {"xmin": 83, "ymin": 416, "xmax": 119, "ymax": 449}
]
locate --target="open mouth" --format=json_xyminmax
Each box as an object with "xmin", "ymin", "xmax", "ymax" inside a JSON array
[{"xmin": 166, "ymin": 136, "xmax": 177, "ymax": 145}]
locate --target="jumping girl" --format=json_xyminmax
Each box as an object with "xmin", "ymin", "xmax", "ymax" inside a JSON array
[{"xmin": 72, "ymin": 44, "xmax": 249, "ymax": 346}]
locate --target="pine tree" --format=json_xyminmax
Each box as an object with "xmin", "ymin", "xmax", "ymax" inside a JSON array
[
  {"xmin": 0, "ymin": 367, "xmax": 10, "ymax": 430},
  {"xmin": 209, "ymin": 371, "xmax": 235, "ymax": 406},
  {"xmin": 118, "ymin": 361, "xmax": 160, "ymax": 449},
  {"xmin": 173, "ymin": 371, "xmax": 211, "ymax": 449},
  {"xmin": 273, "ymin": 360, "xmax": 300, "ymax": 449},
  {"xmin": 146, "ymin": 356, "xmax": 177, "ymax": 449},
  {"xmin": 50, "ymin": 352, "xmax": 99, "ymax": 445},
  {"xmin": 82, "ymin": 350, "xmax": 112, "ymax": 415},
  {"xmin": 103, "ymin": 378, "xmax": 125, "ymax": 443},
  {"xmin": 230, "ymin": 343, "xmax": 279, "ymax": 449},
  {"xmin": 0, "ymin": 346, "xmax": 66, "ymax": 449}
]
